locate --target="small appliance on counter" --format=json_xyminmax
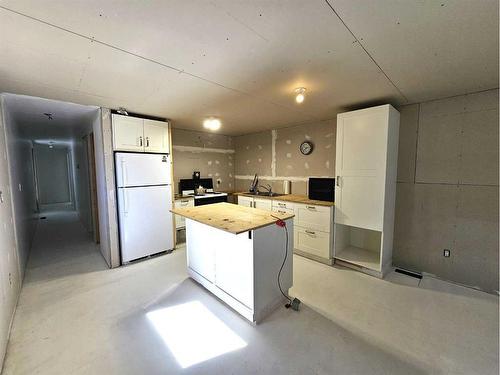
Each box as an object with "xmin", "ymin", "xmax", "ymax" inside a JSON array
[
  {"xmin": 308, "ymin": 177, "xmax": 335, "ymax": 202},
  {"xmin": 179, "ymin": 178, "xmax": 227, "ymax": 206}
]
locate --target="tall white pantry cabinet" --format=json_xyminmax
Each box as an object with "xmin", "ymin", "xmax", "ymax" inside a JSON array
[{"xmin": 333, "ymin": 104, "xmax": 399, "ymax": 277}]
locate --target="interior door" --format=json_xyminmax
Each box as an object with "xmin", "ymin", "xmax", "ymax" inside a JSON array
[
  {"xmin": 144, "ymin": 119, "xmax": 169, "ymax": 153},
  {"xmin": 118, "ymin": 185, "xmax": 173, "ymax": 263},
  {"xmin": 335, "ymin": 108, "xmax": 387, "ymax": 231},
  {"xmin": 112, "ymin": 114, "xmax": 144, "ymax": 152}
]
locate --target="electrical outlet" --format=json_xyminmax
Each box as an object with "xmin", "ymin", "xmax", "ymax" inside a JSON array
[
  {"xmin": 443, "ymin": 249, "xmax": 451, "ymax": 257},
  {"xmin": 216, "ymin": 178, "xmax": 222, "ymax": 186}
]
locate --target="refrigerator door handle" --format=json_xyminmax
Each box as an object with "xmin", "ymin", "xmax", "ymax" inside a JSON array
[
  {"xmin": 123, "ymin": 189, "xmax": 129, "ymax": 215},
  {"xmin": 121, "ymin": 158, "xmax": 128, "ymax": 186}
]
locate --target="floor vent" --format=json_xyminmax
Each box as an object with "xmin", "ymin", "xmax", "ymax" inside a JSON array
[
  {"xmin": 395, "ymin": 268, "xmax": 422, "ymax": 279},
  {"xmin": 40, "ymin": 216, "xmax": 47, "ymax": 220}
]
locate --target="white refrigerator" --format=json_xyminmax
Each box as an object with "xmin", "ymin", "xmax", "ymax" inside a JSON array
[{"xmin": 115, "ymin": 152, "xmax": 174, "ymax": 263}]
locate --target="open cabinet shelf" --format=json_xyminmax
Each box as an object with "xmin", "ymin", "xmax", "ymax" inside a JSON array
[{"xmin": 334, "ymin": 224, "xmax": 382, "ymax": 272}]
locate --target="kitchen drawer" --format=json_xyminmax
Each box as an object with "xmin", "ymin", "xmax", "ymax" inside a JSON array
[
  {"xmin": 272, "ymin": 200, "xmax": 295, "ymax": 211},
  {"xmin": 272, "ymin": 206, "xmax": 294, "ymax": 215},
  {"xmin": 294, "ymin": 204, "xmax": 332, "ymax": 232},
  {"xmin": 294, "ymin": 227, "xmax": 331, "ymax": 259},
  {"xmin": 174, "ymin": 199, "xmax": 194, "ymax": 229}
]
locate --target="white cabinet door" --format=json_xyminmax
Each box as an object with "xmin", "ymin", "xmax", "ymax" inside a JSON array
[
  {"xmin": 186, "ymin": 220, "xmax": 215, "ymax": 282},
  {"xmin": 335, "ymin": 107, "xmax": 388, "ymax": 231},
  {"xmin": 253, "ymin": 197, "xmax": 272, "ymax": 211},
  {"xmin": 112, "ymin": 114, "xmax": 144, "ymax": 152},
  {"xmin": 215, "ymin": 231, "xmax": 254, "ymax": 308},
  {"xmin": 174, "ymin": 199, "xmax": 194, "ymax": 229},
  {"xmin": 238, "ymin": 196, "xmax": 254, "ymax": 207},
  {"xmin": 294, "ymin": 227, "xmax": 330, "ymax": 258},
  {"xmin": 144, "ymin": 119, "xmax": 169, "ymax": 153}
]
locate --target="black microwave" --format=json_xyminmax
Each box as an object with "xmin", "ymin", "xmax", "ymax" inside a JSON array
[{"xmin": 308, "ymin": 178, "xmax": 335, "ymax": 202}]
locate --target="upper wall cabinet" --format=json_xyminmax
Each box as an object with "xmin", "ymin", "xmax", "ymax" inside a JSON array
[
  {"xmin": 112, "ymin": 114, "xmax": 170, "ymax": 153},
  {"xmin": 334, "ymin": 105, "xmax": 399, "ymax": 277}
]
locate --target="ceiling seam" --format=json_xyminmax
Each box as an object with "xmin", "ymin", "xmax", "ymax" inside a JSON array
[
  {"xmin": 324, "ymin": 0, "xmax": 409, "ymax": 103},
  {"xmin": 0, "ymin": 5, "xmax": 320, "ymax": 120}
]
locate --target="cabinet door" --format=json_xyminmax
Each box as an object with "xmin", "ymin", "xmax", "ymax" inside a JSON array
[
  {"xmin": 174, "ymin": 199, "xmax": 193, "ymax": 229},
  {"xmin": 253, "ymin": 198, "xmax": 272, "ymax": 211},
  {"xmin": 215, "ymin": 231, "xmax": 253, "ymax": 308},
  {"xmin": 112, "ymin": 114, "xmax": 144, "ymax": 151},
  {"xmin": 186, "ymin": 220, "xmax": 215, "ymax": 282},
  {"xmin": 238, "ymin": 196, "xmax": 254, "ymax": 207},
  {"xmin": 294, "ymin": 227, "xmax": 331, "ymax": 258},
  {"xmin": 335, "ymin": 107, "xmax": 388, "ymax": 231},
  {"xmin": 144, "ymin": 119, "xmax": 169, "ymax": 153}
]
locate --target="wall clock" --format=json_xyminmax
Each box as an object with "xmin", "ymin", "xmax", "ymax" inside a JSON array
[{"xmin": 300, "ymin": 141, "xmax": 314, "ymax": 155}]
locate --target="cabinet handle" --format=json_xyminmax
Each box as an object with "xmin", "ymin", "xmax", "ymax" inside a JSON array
[
  {"xmin": 139, "ymin": 136, "xmax": 143, "ymax": 147},
  {"xmin": 336, "ymin": 176, "xmax": 340, "ymax": 187},
  {"xmin": 146, "ymin": 137, "xmax": 150, "ymax": 147},
  {"xmin": 306, "ymin": 205, "xmax": 316, "ymax": 210},
  {"xmin": 278, "ymin": 210, "xmax": 286, "ymax": 214},
  {"xmin": 305, "ymin": 230, "xmax": 316, "ymax": 235},
  {"xmin": 278, "ymin": 202, "xmax": 286, "ymax": 207}
]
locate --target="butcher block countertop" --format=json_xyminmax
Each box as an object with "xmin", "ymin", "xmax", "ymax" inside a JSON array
[
  {"xmin": 234, "ymin": 192, "xmax": 335, "ymax": 207},
  {"xmin": 171, "ymin": 202, "xmax": 294, "ymax": 234}
]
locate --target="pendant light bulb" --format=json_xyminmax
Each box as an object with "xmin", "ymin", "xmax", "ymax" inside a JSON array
[{"xmin": 295, "ymin": 87, "xmax": 306, "ymax": 104}]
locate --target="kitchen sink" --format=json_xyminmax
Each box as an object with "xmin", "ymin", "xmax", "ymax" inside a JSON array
[{"xmin": 245, "ymin": 192, "xmax": 286, "ymax": 197}]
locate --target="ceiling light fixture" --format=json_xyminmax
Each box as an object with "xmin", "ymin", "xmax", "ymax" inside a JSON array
[
  {"xmin": 294, "ymin": 87, "xmax": 306, "ymax": 104},
  {"xmin": 44, "ymin": 112, "xmax": 53, "ymax": 120},
  {"xmin": 203, "ymin": 117, "xmax": 221, "ymax": 131}
]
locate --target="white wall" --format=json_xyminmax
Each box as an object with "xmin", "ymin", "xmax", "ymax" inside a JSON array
[
  {"xmin": 0, "ymin": 97, "xmax": 37, "ymax": 368},
  {"xmin": 34, "ymin": 144, "xmax": 73, "ymax": 207},
  {"xmin": 93, "ymin": 108, "xmax": 120, "ymax": 267},
  {"xmin": 73, "ymin": 138, "xmax": 92, "ymax": 232}
]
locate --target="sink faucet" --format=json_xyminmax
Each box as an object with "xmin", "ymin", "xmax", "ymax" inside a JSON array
[{"xmin": 259, "ymin": 184, "xmax": 272, "ymax": 195}]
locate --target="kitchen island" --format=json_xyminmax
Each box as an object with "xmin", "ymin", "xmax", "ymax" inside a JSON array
[{"xmin": 171, "ymin": 202, "xmax": 294, "ymax": 323}]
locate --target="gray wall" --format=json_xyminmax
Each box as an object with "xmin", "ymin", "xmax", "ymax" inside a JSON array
[
  {"xmin": 393, "ymin": 89, "xmax": 499, "ymax": 293},
  {"xmin": 232, "ymin": 90, "xmax": 498, "ymax": 293},
  {"xmin": 234, "ymin": 119, "xmax": 336, "ymax": 195},
  {"xmin": 34, "ymin": 145, "xmax": 72, "ymax": 206},
  {"xmin": 0, "ymin": 96, "xmax": 38, "ymax": 367},
  {"xmin": 73, "ymin": 137, "xmax": 92, "ymax": 233},
  {"xmin": 172, "ymin": 128, "xmax": 235, "ymax": 194}
]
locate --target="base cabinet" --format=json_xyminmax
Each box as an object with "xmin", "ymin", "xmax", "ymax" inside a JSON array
[
  {"xmin": 174, "ymin": 199, "xmax": 194, "ymax": 229},
  {"xmin": 239, "ymin": 196, "xmax": 335, "ymax": 264},
  {"xmin": 185, "ymin": 218, "xmax": 293, "ymax": 323}
]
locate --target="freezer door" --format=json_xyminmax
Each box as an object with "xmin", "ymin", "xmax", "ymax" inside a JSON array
[
  {"xmin": 117, "ymin": 185, "xmax": 174, "ymax": 263},
  {"xmin": 115, "ymin": 152, "xmax": 171, "ymax": 187}
]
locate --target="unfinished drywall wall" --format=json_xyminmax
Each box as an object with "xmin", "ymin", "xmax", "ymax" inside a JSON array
[
  {"xmin": 73, "ymin": 137, "xmax": 92, "ymax": 232},
  {"xmin": 234, "ymin": 120, "xmax": 336, "ymax": 195},
  {"xmin": 93, "ymin": 108, "xmax": 120, "ymax": 268},
  {"xmin": 393, "ymin": 89, "xmax": 499, "ymax": 293},
  {"xmin": 34, "ymin": 144, "xmax": 73, "ymax": 207},
  {"xmin": 0, "ymin": 98, "xmax": 22, "ymax": 369},
  {"xmin": 172, "ymin": 128, "xmax": 235, "ymax": 193}
]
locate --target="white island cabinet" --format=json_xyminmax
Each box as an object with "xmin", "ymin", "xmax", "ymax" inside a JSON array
[{"xmin": 172, "ymin": 203, "xmax": 294, "ymax": 324}]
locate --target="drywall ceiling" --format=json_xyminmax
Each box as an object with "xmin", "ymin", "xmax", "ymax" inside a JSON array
[
  {"xmin": 0, "ymin": 1, "xmax": 497, "ymax": 135},
  {"xmin": 2, "ymin": 94, "xmax": 99, "ymax": 141}
]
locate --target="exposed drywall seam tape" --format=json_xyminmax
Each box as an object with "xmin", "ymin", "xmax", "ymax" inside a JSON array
[
  {"xmin": 271, "ymin": 130, "xmax": 277, "ymax": 177},
  {"xmin": 173, "ymin": 145, "xmax": 235, "ymax": 154},
  {"xmin": 235, "ymin": 175, "xmax": 333, "ymax": 182}
]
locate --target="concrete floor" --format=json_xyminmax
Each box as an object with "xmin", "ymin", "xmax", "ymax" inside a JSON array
[{"xmin": 2, "ymin": 211, "xmax": 498, "ymax": 374}]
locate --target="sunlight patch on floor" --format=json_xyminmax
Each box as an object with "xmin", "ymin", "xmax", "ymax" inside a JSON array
[{"xmin": 147, "ymin": 301, "xmax": 247, "ymax": 369}]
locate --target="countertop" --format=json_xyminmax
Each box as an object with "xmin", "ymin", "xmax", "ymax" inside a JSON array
[
  {"xmin": 233, "ymin": 192, "xmax": 335, "ymax": 207},
  {"xmin": 171, "ymin": 202, "xmax": 294, "ymax": 234}
]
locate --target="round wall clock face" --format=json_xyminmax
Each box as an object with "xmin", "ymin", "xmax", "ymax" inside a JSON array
[{"xmin": 300, "ymin": 141, "xmax": 314, "ymax": 155}]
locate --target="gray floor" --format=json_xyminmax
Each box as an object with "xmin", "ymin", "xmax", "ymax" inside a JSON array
[{"xmin": 2, "ymin": 211, "xmax": 498, "ymax": 374}]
